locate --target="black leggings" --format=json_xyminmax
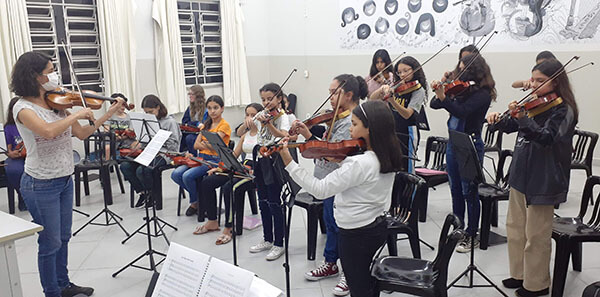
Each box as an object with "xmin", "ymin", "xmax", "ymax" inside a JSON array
[
  {"xmin": 338, "ymin": 218, "xmax": 387, "ymax": 297},
  {"xmin": 200, "ymin": 174, "xmax": 255, "ymax": 228}
]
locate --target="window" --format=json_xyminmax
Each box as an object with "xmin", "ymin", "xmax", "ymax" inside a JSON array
[
  {"xmin": 26, "ymin": 0, "xmax": 104, "ymax": 92},
  {"xmin": 177, "ymin": 0, "xmax": 223, "ymax": 86}
]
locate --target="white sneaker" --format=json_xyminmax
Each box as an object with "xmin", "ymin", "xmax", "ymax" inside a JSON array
[
  {"xmin": 250, "ymin": 240, "xmax": 273, "ymax": 253},
  {"xmin": 265, "ymin": 246, "xmax": 285, "ymax": 261},
  {"xmin": 332, "ymin": 273, "xmax": 349, "ymax": 296}
]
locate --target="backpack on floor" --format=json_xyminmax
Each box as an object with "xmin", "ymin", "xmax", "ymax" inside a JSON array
[{"xmin": 583, "ymin": 281, "xmax": 600, "ymax": 297}]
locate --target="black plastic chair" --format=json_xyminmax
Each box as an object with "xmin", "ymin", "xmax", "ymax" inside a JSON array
[
  {"xmin": 217, "ymin": 183, "xmax": 259, "ymax": 235},
  {"xmin": 371, "ymin": 213, "xmax": 464, "ymax": 297},
  {"xmin": 74, "ymin": 132, "xmax": 125, "ymax": 207},
  {"xmin": 479, "ymin": 149, "xmax": 513, "ymax": 250},
  {"xmin": 386, "ymin": 172, "xmax": 432, "ymax": 259},
  {"xmin": 415, "ymin": 136, "xmax": 449, "ymax": 222},
  {"xmin": 551, "ymin": 175, "xmax": 600, "ymax": 297},
  {"xmin": 294, "ymin": 192, "xmax": 327, "ymax": 260},
  {"xmin": 0, "ymin": 161, "xmax": 23, "ymax": 214},
  {"xmin": 482, "ymin": 121, "xmax": 503, "ymax": 156},
  {"xmin": 571, "ymin": 129, "xmax": 598, "ymax": 178}
]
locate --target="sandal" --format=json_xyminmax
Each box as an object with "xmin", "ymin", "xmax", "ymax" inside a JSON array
[
  {"xmin": 193, "ymin": 225, "xmax": 220, "ymax": 235},
  {"xmin": 215, "ymin": 233, "xmax": 232, "ymax": 245}
]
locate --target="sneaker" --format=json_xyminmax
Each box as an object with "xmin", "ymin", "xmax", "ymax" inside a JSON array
[
  {"xmin": 332, "ymin": 274, "xmax": 349, "ymax": 296},
  {"xmin": 305, "ymin": 262, "xmax": 339, "ymax": 281},
  {"xmin": 61, "ymin": 282, "xmax": 94, "ymax": 297},
  {"xmin": 502, "ymin": 277, "xmax": 523, "ymax": 289},
  {"xmin": 265, "ymin": 246, "xmax": 285, "ymax": 261},
  {"xmin": 456, "ymin": 235, "xmax": 479, "ymax": 253},
  {"xmin": 135, "ymin": 193, "xmax": 147, "ymax": 208},
  {"xmin": 516, "ymin": 287, "xmax": 549, "ymax": 297},
  {"xmin": 249, "ymin": 240, "xmax": 273, "ymax": 253}
]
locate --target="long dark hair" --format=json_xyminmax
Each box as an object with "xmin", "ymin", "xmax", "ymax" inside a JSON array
[
  {"xmin": 10, "ymin": 51, "xmax": 52, "ymax": 98},
  {"xmin": 369, "ymin": 49, "xmax": 393, "ymax": 78},
  {"xmin": 259, "ymin": 83, "xmax": 283, "ymax": 99},
  {"xmin": 110, "ymin": 93, "xmax": 128, "ymax": 103},
  {"xmin": 393, "ymin": 56, "xmax": 428, "ymax": 96},
  {"xmin": 532, "ymin": 59, "xmax": 578, "ymax": 121},
  {"xmin": 457, "ymin": 54, "xmax": 497, "ymax": 101},
  {"xmin": 246, "ymin": 102, "xmax": 264, "ymax": 114},
  {"xmin": 5, "ymin": 97, "xmax": 20, "ymax": 126},
  {"xmin": 334, "ymin": 74, "xmax": 368, "ymax": 103},
  {"xmin": 352, "ymin": 101, "xmax": 403, "ymax": 173},
  {"xmin": 141, "ymin": 94, "xmax": 168, "ymax": 120},
  {"xmin": 202, "ymin": 95, "xmax": 224, "ymax": 130},
  {"xmin": 536, "ymin": 50, "xmax": 556, "ymax": 63}
]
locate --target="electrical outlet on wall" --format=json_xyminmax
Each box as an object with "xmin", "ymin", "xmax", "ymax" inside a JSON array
[{"xmin": 303, "ymin": 70, "xmax": 309, "ymax": 78}]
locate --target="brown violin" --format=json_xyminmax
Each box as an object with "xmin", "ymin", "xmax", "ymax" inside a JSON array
[
  {"xmin": 114, "ymin": 129, "xmax": 135, "ymax": 138},
  {"xmin": 179, "ymin": 124, "xmax": 202, "ymax": 133},
  {"xmin": 383, "ymin": 80, "xmax": 422, "ymax": 101},
  {"xmin": 442, "ymin": 80, "xmax": 476, "ymax": 96},
  {"xmin": 260, "ymin": 139, "xmax": 366, "ymax": 160},
  {"xmin": 119, "ymin": 148, "xmax": 142, "ymax": 157},
  {"xmin": 14, "ymin": 141, "xmax": 26, "ymax": 158},
  {"xmin": 45, "ymin": 89, "xmax": 134, "ymax": 111},
  {"xmin": 289, "ymin": 110, "xmax": 351, "ymax": 136},
  {"xmin": 510, "ymin": 92, "xmax": 561, "ymax": 118}
]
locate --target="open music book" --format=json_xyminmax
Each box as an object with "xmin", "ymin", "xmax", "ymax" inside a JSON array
[{"xmin": 151, "ymin": 243, "xmax": 282, "ymax": 297}]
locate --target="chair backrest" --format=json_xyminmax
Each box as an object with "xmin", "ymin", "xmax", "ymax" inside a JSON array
[
  {"xmin": 578, "ymin": 176, "xmax": 600, "ymax": 230},
  {"xmin": 390, "ymin": 172, "xmax": 426, "ymax": 224},
  {"xmin": 432, "ymin": 214, "xmax": 464, "ymax": 285},
  {"xmin": 83, "ymin": 132, "xmax": 117, "ymax": 161},
  {"xmin": 572, "ymin": 129, "xmax": 598, "ymax": 167},
  {"xmin": 494, "ymin": 149, "xmax": 513, "ymax": 187},
  {"xmin": 422, "ymin": 136, "xmax": 448, "ymax": 171},
  {"xmin": 482, "ymin": 121, "xmax": 503, "ymax": 151}
]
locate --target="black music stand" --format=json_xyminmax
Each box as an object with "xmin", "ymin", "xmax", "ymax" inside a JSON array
[
  {"xmin": 202, "ymin": 131, "xmax": 254, "ymax": 266},
  {"xmin": 446, "ymin": 130, "xmax": 507, "ymax": 297}
]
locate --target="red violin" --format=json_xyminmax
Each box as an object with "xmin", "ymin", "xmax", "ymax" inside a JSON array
[
  {"xmin": 442, "ymin": 80, "xmax": 475, "ymax": 97},
  {"xmin": 383, "ymin": 80, "xmax": 421, "ymax": 101},
  {"xmin": 115, "ymin": 129, "xmax": 135, "ymax": 138},
  {"xmin": 260, "ymin": 139, "xmax": 366, "ymax": 160},
  {"xmin": 510, "ymin": 92, "xmax": 560, "ymax": 118},
  {"xmin": 180, "ymin": 124, "xmax": 201, "ymax": 133},
  {"xmin": 14, "ymin": 142, "xmax": 26, "ymax": 158},
  {"xmin": 119, "ymin": 148, "xmax": 142, "ymax": 157}
]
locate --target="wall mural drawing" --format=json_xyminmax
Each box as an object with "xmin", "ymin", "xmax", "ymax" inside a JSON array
[{"xmin": 339, "ymin": 0, "xmax": 600, "ymax": 49}]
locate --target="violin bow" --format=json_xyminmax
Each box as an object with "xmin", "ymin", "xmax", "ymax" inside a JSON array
[
  {"xmin": 365, "ymin": 51, "xmax": 407, "ymax": 84},
  {"xmin": 566, "ymin": 61, "xmax": 594, "ymax": 74},
  {"xmin": 394, "ymin": 44, "xmax": 449, "ymax": 88},
  {"xmin": 451, "ymin": 31, "xmax": 498, "ymax": 83},
  {"xmin": 326, "ymin": 85, "xmax": 344, "ymax": 142},
  {"xmin": 60, "ymin": 40, "xmax": 95, "ymax": 126},
  {"xmin": 272, "ymin": 69, "xmax": 297, "ymax": 103}
]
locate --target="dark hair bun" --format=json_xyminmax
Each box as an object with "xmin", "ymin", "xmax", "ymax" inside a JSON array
[{"xmin": 355, "ymin": 76, "xmax": 369, "ymax": 100}]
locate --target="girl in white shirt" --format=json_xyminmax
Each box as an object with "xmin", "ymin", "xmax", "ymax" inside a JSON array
[{"xmin": 279, "ymin": 100, "xmax": 404, "ymax": 297}]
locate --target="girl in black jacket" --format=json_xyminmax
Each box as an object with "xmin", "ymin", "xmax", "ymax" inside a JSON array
[
  {"xmin": 487, "ymin": 59, "xmax": 578, "ymax": 297},
  {"xmin": 430, "ymin": 54, "xmax": 496, "ymax": 253}
]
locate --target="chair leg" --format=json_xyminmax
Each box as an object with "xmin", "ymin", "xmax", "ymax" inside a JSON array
[
  {"xmin": 130, "ymin": 184, "xmax": 134, "ymax": 208},
  {"xmin": 386, "ymin": 233, "xmax": 398, "ymax": 256},
  {"xmin": 408, "ymin": 231, "xmax": 422, "ymax": 259},
  {"xmin": 74, "ymin": 171, "xmax": 81, "ymax": 207},
  {"xmin": 479, "ymin": 198, "xmax": 493, "ymax": 250},
  {"xmin": 491, "ymin": 200, "xmax": 499, "ymax": 227},
  {"xmin": 318, "ymin": 209, "xmax": 327, "ymax": 234},
  {"xmin": 552, "ymin": 238, "xmax": 571, "ymax": 297},
  {"xmin": 114, "ymin": 164, "xmax": 125, "ymax": 194},
  {"xmin": 306, "ymin": 207, "xmax": 319, "ymax": 260},
  {"xmin": 248, "ymin": 189, "xmax": 258, "ymax": 215},
  {"xmin": 217, "ymin": 189, "xmax": 224, "ymax": 226},
  {"xmin": 7, "ymin": 187, "xmax": 15, "ymax": 214},
  {"xmin": 177, "ymin": 187, "xmax": 185, "ymax": 216},
  {"xmin": 418, "ymin": 186, "xmax": 428, "ymax": 223},
  {"xmin": 571, "ymin": 242, "xmax": 582, "ymax": 272},
  {"xmin": 82, "ymin": 171, "xmax": 90, "ymax": 196}
]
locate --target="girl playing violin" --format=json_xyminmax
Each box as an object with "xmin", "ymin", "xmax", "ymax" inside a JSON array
[
  {"xmin": 196, "ymin": 103, "xmax": 263, "ymax": 245},
  {"xmin": 280, "ymin": 100, "xmax": 403, "ymax": 297},
  {"xmin": 4, "ymin": 97, "xmax": 27, "ymax": 211},
  {"xmin": 103, "ymin": 93, "xmax": 134, "ymax": 160},
  {"xmin": 120, "ymin": 95, "xmax": 181, "ymax": 207},
  {"xmin": 181, "ymin": 85, "xmax": 208, "ymax": 154},
  {"xmin": 370, "ymin": 56, "xmax": 428, "ymax": 173},
  {"xmin": 249, "ymin": 83, "xmax": 289, "ymax": 261},
  {"xmin": 10, "ymin": 51, "xmax": 125, "ymax": 297},
  {"xmin": 171, "ymin": 95, "xmax": 231, "ymax": 221},
  {"xmin": 430, "ymin": 53, "xmax": 496, "ymax": 253},
  {"xmin": 290, "ymin": 73, "xmax": 367, "ymax": 296},
  {"xmin": 441, "ymin": 44, "xmax": 479, "ymax": 83},
  {"xmin": 511, "ymin": 51, "xmax": 557, "ymax": 90},
  {"xmin": 366, "ymin": 49, "xmax": 395, "ymax": 97},
  {"xmin": 486, "ymin": 59, "xmax": 577, "ymax": 297}
]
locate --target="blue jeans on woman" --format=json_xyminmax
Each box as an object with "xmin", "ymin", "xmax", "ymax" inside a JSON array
[
  {"xmin": 171, "ymin": 154, "xmax": 220, "ymax": 204},
  {"xmin": 20, "ymin": 174, "xmax": 73, "ymax": 297},
  {"xmin": 322, "ymin": 196, "xmax": 339, "ymax": 263}
]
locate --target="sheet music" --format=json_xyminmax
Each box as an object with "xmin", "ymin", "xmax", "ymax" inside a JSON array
[
  {"xmin": 0, "ymin": 124, "xmax": 7, "ymax": 153},
  {"xmin": 129, "ymin": 112, "xmax": 160, "ymax": 143},
  {"xmin": 152, "ymin": 243, "xmax": 207, "ymax": 297},
  {"xmin": 197, "ymin": 257, "xmax": 254, "ymax": 297},
  {"xmin": 248, "ymin": 277, "xmax": 284, "ymax": 297},
  {"xmin": 134, "ymin": 129, "xmax": 171, "ymax": 166}
]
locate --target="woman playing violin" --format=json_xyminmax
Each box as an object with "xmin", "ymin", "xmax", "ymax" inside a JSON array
[
  {"xmin": 430, "ymin": 53, "xmax": 495, "ymax": 253},
  {"xmin": 10, "ymin": 51, "xmax": 125, "ymax": 297},
  {"xmin": 366, "ymin": 49, "xmax": 395, "ymax": 97},
  {"xmin": 290, "ymin": 73, "xmax": 366, "ymax": 295},
  {"xmin": 280, "ymin": 100, "xmax": 403, "ymax": 297},
  {"xmin": 181, "ymin": 85, "xmax": 208, "ymax": 154},
  {"xmin": 370, "ymin": 56, "xmax": 428, "ymax": 173},
  {"xmin": 486, "ymin": 59, "xmax": 577, "ymax": 297}
]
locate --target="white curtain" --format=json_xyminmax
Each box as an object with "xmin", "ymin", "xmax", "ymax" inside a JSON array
[
  {"xmin": 152, "ymin": 0, "xmax": 187, "ymax": 114},
  {"xmin": 221, "ymin": 0, "xmax": 251, "ymax": 107},
  {"xmin": 97, "ymin": 0, "xmax": 138, "ymax": 107},
  {"xmin": 0, "ymin": 0, "xmax": 32, "ymax": 122}
]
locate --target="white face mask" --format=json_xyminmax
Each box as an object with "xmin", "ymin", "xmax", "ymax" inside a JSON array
[{"xmin": 41, "ymin": 72, "xmax": 60, "ymax": 91}]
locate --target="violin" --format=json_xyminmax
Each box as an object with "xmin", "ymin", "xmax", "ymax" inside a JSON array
[
  {"xmin": 289, "ymin": 110, "xmax": 351, "ymax": 136},
  {"xmin": 119, "ymin": 148, "xmax": 143, "ymax": 157},
  {"xmin": 510, "ymin": 92, "xmax": 561, "ymax": 118},
  {"xmin": 14, "ymin": 142, "xmax": 26, "ymax": 158},
  {"xmin": 179, "ymin": 124, "xmax": 201, "ymax": 133},
  {"xmin": 383, "ymin": 80, "xmax": 421, "ymax": 101},
  {"xmin": 442, "ymin": 80, "xmax": 476, "ymax": 96},
  {"xmin": 114, "ymin": 129, "xmax": 135, "ymax": 138},
  {"xmin": 260, "ymin": 139, "xmax": 366, "ymax": 160},
  {"xmin": 45, "ymin": 89, "xmax": 134, "ymax": 111},
  {"xmin": 255, "ymin": 108, "xmax": 283, "ymax": 124}
]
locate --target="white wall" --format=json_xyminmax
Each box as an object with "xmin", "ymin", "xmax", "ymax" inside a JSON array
[{"xmin": 240, "ymin": 0, "xmax": 600, "ymax": 159}]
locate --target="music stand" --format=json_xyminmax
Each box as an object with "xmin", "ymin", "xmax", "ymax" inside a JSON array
[
  {"xmin": 129, "ymin": 112, "xmax": 160, "ymax": 147},
  {"xmin": 446, "ymin": 130, "xmax": 507, "ymax": 297},
  {"xmin": 202, "ymin": 131, "xmax": 254, "ymax": 266}
]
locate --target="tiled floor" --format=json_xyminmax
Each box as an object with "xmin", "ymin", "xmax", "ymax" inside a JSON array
[{"xmin": 3, "ymin": 155, "xmax": 599, "ymax": 297}]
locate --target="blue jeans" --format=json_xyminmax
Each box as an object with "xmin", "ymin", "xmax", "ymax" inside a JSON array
[
  {"xmin": 184, "ymin": 133, "xmax": 198, "ymax": 155},
  {"xmin": 120, "ymin": 157, "xmax": 166, "ymax": 193},
  {"xmin": 6, "ymin": 157, "xmax": 25, "ymax": 190},
  {"xmin": 20, "ymin": 174, "xmax": 73, "ymax": 297},
  {"xmin": 255, "ymin": 159, "xmax": 284, "ymax": 247},
  {"xmin": 323, "ymin": 196, "xmax": 339, "ymax": 263},
  {"xmin": 171, "ymin": 154, "xmax": 219, "ymax": 204},
  {"xmin": 446, "ymin": 136, "xmax": 484, "ymax": 236}
]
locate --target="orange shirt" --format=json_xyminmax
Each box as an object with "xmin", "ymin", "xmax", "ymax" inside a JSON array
[{"xmin": 198, "ymin": 118, "xmax": 231, "ymax": 156}]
